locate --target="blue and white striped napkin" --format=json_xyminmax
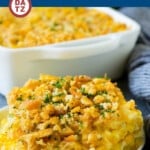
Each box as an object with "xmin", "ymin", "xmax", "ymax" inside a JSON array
[
  {"xmin": 128, "ymin": 44, "xmax": 150, "ymax": 102},
  {"xmin": 121, "ymin": 7, "xmax": 150, "ymax": 144},
  {"xmin": 120, "ymin": 7, "xmax": 150, "ymax": 102}
]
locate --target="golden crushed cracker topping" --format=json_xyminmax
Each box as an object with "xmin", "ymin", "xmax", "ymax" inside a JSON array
[
  {"xmin": 0, "ymin": 75, "xmax": 144, "ymax": 150},
  {"xmin": 0, "ymin": 7, "xmax": 127, "ymax": 48}
]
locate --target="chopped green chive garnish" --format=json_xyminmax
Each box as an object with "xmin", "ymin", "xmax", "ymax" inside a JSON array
[
  {"xmin": 80, "ymin": 87, "xmax": 95, "ymax": 98},
  {"xmin": 105, "ymin": 109, "xmax": 115, "ymax": 113},
  {"xmin": 79, "ymin": 121, "xmax": 83, "ymax": 128},
  {"xmin": 50, "ymin": 22, "xmax": 60, "ymax": 31},
  {"xmin": 67, "ymin": 113, "xmax": 72, "ymax": 118},
  {"xmin": 53, "ymin": 78, "xmax": 64, "ymax": 89},
  {"xmin": 100, "ymin": 111, "xmax": 105, "ymax": 118},
  {"xmin": 59, "ymin": 114, "xmax": 64, "ymax": 119},
  {"xmin": 80, "ymin": 87, "xmax": 86, "ymax": 94},
  {"xmin": 17, "ymin": 95, "xmax": 23, "ymax": 101},
  {"xmin": 95, "ymin": 104, "xmax": 104, "ymax": 110},
  {"xmin": 44, "ymin": 94, "xmax": 52, "ymax": 103},
  {"xmin": 52, "ymin": 101, "xmax": 61, "ymax": 105},
  {"xmin": 28, "ymin": 95, "xmax": 34, "ymax": 100},
  {"xmin": 53, "ymin": 93, "xmax": 65, "ymax": 97},
  {"xmin": 104, "ymin": 99, "xmax": 111, "ymax": 103},
  {"xmin": 98, "ymin": 90, "xmax": 108, "ymax": 95}
]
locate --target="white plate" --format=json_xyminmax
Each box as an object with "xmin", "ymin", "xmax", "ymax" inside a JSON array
[{"xmin": 0, "ymin": 106, "xmax": 145, "ymax": 150}]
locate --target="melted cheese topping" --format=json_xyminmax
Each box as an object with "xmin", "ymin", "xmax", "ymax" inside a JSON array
[
  {"xmin": 0, "ymin": 75, "xmax": 144, "ymax": 150},
  {"xmin": 0, "ymin": 7, "xmax": 127, "ymax": 48}
]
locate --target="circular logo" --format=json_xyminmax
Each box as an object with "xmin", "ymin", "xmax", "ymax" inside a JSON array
[{"xmin": 9, "ymin": 0, "xmax": 32, "ymax": 17}]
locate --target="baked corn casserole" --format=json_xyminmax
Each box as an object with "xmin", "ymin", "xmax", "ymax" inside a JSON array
[
  {"xmin": 0, "ymin": 7, "xmax": 127, "ymax": 48},
  {"xmin": 0, "ymin": 75, "xmax": 144, "ymax": 150}
]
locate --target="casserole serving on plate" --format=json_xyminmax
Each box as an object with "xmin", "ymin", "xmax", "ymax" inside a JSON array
[
  {"xmin": 0, "ymin": 7, "xmax": 140, "ymax": 94},
  {"xmin": 0, "ymin": 75, "xmax": 145, "ymax": 150}
]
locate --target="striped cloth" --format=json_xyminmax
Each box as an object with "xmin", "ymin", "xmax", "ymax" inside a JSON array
[
  {"xmin": 128, "ymin": 44, "xmax": 150, "ymax": 102},
  {"xmin": 120, "ymin": 7, "xmax": 150, "ymax": 145},
  {"xmin": 120, "ymin": 7, "xmax": 150, "ymax": 102},
  {"xmin": 120, "ymin": 7, "xmax": 150, "ymax": 101},
  {"xmin": 121, "ymin": 7, "xmax": 150, "ymax": 46}
]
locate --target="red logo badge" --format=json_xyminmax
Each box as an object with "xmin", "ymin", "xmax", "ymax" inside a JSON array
[{"xmin": 9, "ymin": 0, "xmax": 32, "ymax": 17}]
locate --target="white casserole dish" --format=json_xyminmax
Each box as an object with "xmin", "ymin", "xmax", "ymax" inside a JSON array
[{"xmin": 0, "ymin": 7, "xmax": 140, "ymax": 95}]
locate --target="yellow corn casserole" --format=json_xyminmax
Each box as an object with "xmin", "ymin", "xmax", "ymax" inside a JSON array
[
  {"xmin": 0, "ymin": 7, "xmax": 127, "ymax": 48},
  {"xmin": 0, "ymin": 75, "xmax": 144, "ymax": 150}
]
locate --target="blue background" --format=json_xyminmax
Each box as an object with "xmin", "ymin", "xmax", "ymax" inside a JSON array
[{"xmin": 0, "ymin": 0, "xmax": 150, "ymax": 6}]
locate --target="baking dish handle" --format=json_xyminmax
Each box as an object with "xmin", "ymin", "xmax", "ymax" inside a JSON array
[{"xmin": 31, "ymin": 35, "xmax": 120, "ymax": 60}]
